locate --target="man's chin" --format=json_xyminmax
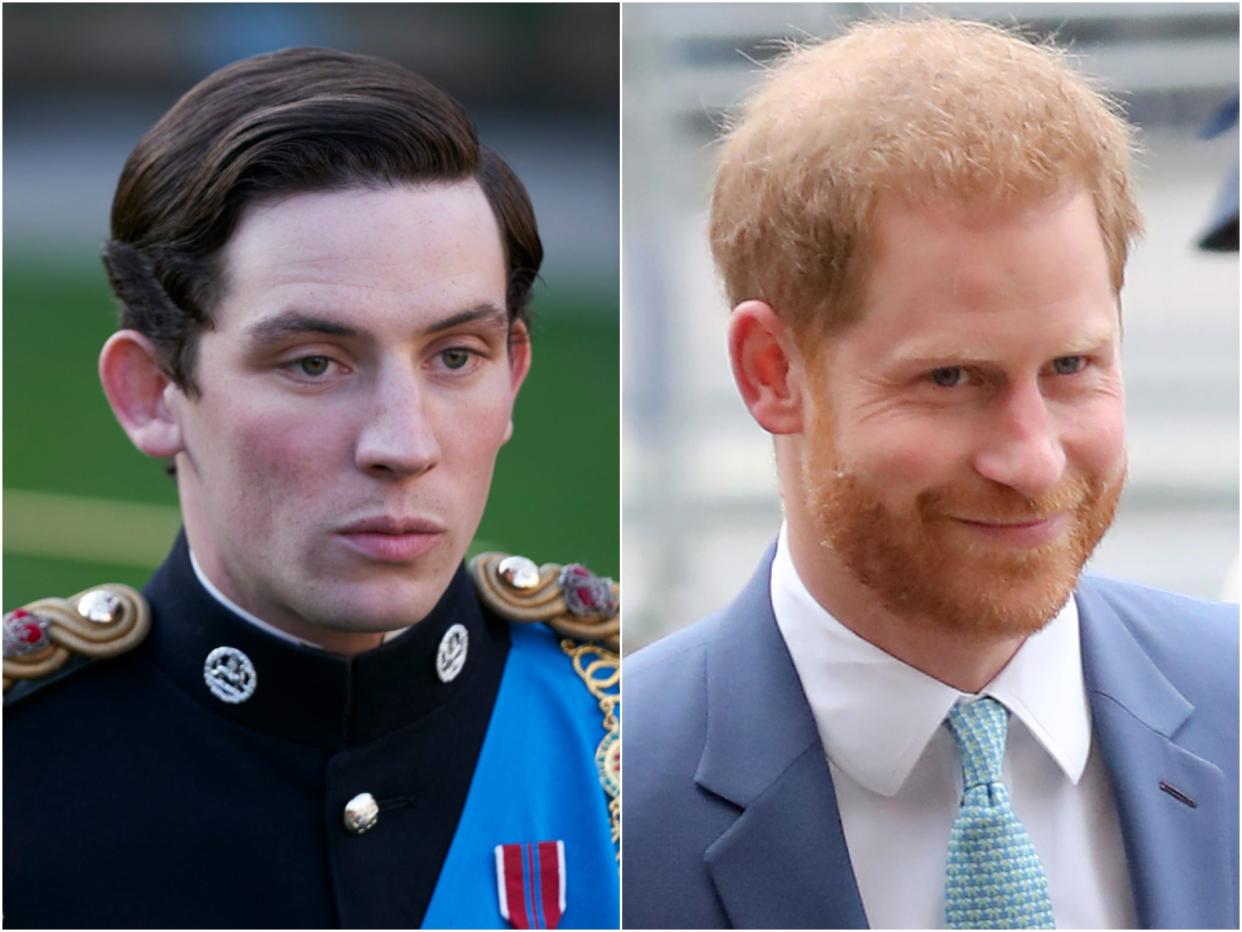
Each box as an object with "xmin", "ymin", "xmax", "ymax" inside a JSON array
[
  {"xmin": 290, "ymin": 575, "xmax": 452, "ymax": 633},
  {"xmin": 315, "ymin": 545, "xmax": 463, "ymax": 612},
  {"xmin": 824, "ymin": 517, "xmax": 1095, "ymax": 640},
  {"xmin": 889, "ymin": 564, "xmax": 1081, "ymax": 640}
]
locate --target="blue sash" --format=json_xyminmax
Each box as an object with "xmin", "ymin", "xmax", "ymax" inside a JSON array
[{"xmin": 422, "ymin": 623, "xmax": 619, "ymax": 928}]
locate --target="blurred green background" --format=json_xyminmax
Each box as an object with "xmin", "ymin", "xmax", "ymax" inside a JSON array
[{"xmin": 4, "ymin": 3, "xmax": 619, "ymax": 608}]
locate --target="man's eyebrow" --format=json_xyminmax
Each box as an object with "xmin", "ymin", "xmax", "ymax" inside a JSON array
[
  {"xmin": 421, "ymin": 304, "xmax": 510, "ymax": 335},
  {"xmin": 245, "ymin": 311, "xmax": 358, "ymax": 345},
  {"xmin": 894, "ymin": 329, "xmax": 1117, "ymax": 366},
  {"xmin": 244, "ymin": 304, "xmax": 510, "ymax": 345}
]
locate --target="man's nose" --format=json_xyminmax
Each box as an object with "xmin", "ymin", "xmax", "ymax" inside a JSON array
[
  {"xmin": 972, "ymin": 382, "xmax": 1066, "ymax": 499},
  {"xmin": 354, "ymin": 366, "xmax": 441, "ymax": 478}
]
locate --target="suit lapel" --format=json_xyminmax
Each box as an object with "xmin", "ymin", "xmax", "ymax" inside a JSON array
[
  {"xmin": 696, "ymin": 549, "xmax": 868, "ymax": 929},
  {"xmin": 1078, "ymin": 581, "xmax": 1234, "ymax": 929}
]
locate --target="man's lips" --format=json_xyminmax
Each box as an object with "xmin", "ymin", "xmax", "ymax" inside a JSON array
[
  {"xmin": 336, "ymin": 516, "xmax": 446, "ymax": 562},
  {"xmin": 338, "ymin": 516, "xmax": 446, "ymax": 535},
  {"xmin": 946, "ymin": 513, "xmax": 1069, "ymax": 546}
]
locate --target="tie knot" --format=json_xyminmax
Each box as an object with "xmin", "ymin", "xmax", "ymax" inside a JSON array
[{"xmin": 947, "ymin": 697, "xmax": 1009, "ymax": 789}]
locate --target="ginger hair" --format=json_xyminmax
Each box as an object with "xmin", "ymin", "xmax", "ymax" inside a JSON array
[{"xmin": 709, "ymin": 16, "xmax": 1143, "ymax": 344}]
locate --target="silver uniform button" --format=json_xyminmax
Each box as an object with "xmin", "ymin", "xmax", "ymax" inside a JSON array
[
  {"xmin": 498, "ymin": 554, "xmax": 540, "ymax": 590},
  {"xmin": 344, "ymin": 793, "xmax": 379, "ymax": 835},
  {"xmin": 77, "ymin": 589, "xmax": 122, "ymax": 624},
  {"xmin": 203, "ymin": 646, "xmax": 257, "ymax": 704},
  {"xmin": 436, "ymin": 623, "xmax": 468, "ymax": 683}
]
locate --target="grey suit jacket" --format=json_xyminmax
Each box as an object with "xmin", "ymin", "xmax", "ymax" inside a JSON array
[{"xmin": 622, "ymin": 547, "xmax": 1239, "ymax": 928}]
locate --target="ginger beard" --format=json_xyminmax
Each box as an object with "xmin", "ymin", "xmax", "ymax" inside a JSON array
[{"xmin": 800, "ymin": 408, "xmax": 1126, "ymax": 639}]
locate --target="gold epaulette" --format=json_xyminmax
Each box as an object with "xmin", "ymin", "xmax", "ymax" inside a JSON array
[
  {"xmin": 3, "ymin": 584, "xmax": 151, "ymax": 696},
  {"xmin": 469, "ymin": 552, "xmax": 619, "ymax": 652},
  {"xmin": 469, "ymin": 552, "xmax": 620, "ymax": 854}
]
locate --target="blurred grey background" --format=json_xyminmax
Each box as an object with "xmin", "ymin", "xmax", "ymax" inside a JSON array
[{"xmin": 623, "ymin": 3, "xmax": 1240, "ymax": 649}]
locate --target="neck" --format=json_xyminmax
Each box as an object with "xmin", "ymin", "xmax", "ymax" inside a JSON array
[{"xmin": 784, "ymin": 513, "xmax": 1024, "ymax": 693}]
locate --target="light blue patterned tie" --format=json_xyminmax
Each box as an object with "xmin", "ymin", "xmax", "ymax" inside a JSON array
[{"xmin": 944, "ymin": 698, "xmax": 1055, "ymax": 929}]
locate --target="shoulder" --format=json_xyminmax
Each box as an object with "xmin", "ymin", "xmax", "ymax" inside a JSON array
[
  {"xmin": 1078, "ymin": 574, "xmax": 1238, "ymax": 659},
  {"xmin": 468, "ymin": 551, "xmax": 619, "ymax": 707},
  {"xmin": 469, "ymin": 551, "xmax": 618, "ymax": 652},
  {"xmin": 1080, "ymin": 574, "xmax": 1237, "ymax": 627},
  {"xmin": 1077, "ymin": 574, "xmax": 1238, "ymax": 715},
  {"xmin": 468, "ymin": 550, "xmax": 619, "ymax": 714},
  {"xmin": 629, "ymin": 610, "xmax": 723, "ymax": 669},
  {"xmin": 469, "ymin": 550, "xmax": 620, "ymax": 836},
  {"xmin": 622, "ymin": 613, "xmax": 746, "ymax": 929},
  {"xmin": 5, "ymin": 586, "xmax": 161, "ymax": 863},
  {"xmin": 4, "ymin": 584, "xmax": 151, "ymax": 708},
  {"xmin": 625, "ymin": 550, "xmax": 778, "ymax": 746},
  {"xmin": 628, "ymin": 540, "xmax": 777, "ymax": 697},
  {"xmin": 624, "ymin": 612, "xmax": 726, "ymax": 798},
  {"xmin": 626, "ymin": 612, "xmax": 723, "ymax": 719}
]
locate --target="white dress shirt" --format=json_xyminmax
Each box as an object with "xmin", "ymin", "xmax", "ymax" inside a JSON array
[{"xmin": 770, "ymin": 523, "xmax": 1136, "ymax": 928}]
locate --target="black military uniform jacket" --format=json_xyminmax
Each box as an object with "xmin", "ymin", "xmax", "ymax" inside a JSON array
[{"xmin": 5, "ymin": 532, "xmax": 525, "ymax": 928}]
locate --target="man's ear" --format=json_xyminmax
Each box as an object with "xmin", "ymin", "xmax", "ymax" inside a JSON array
[
  {"xmin": 727, "ymin": 300, "xmax": 806, "ymax": 435},
  {"xmin": 501, "ymin": 321, "xmax": 533, "ymax": 444},
  {"xmin": 98, "ymin": 331, "xmax": 185, "ymax": 458}
]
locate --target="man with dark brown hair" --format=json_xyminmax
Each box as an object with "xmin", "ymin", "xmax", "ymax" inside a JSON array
[{"xmin": 4, "ymin": 48, "xmax": 618, "ymax": 929}]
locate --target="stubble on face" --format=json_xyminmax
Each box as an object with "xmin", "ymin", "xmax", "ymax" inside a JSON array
[{"xmin": 800, "ymin": 408, "xmax": 1125, "ymax": 640}]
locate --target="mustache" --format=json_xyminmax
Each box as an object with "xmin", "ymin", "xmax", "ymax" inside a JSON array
[{"xmin": 916, "ymin": 473, "xmax": 1099, "ymax": 523}]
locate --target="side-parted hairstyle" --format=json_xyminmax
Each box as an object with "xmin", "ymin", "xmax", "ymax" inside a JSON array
[
  {"xmin": 709, "ymin": 16, "xmax": 1143, "ymax": 344},
  {"xmin": 104, "ymin": 47, "xmax": 542, "ymax": 395}
]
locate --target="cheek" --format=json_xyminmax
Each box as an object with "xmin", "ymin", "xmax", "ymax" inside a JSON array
[
  {"xmin": 1063, "ymin": 396, "xmax": 1126, "ymax": 475},
  {"xmin": 840, "ymin": 415, "xmax": 974, "ymax": 491},
  {"xmin": 438, "ymin": 402, "xmax": 512, "ymax": 477},
  {"xmin": 218, "ymin": 407, "xmax": 345, "ymax": 516}
]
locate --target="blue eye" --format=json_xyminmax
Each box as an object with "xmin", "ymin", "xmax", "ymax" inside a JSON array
[
  {"xmin": 930, "ymin": 366, "xmax": 966, "ymax": 387},
  {"xmin": 1051, "ymin": 356, "xmax": 1086, "ymax": 375}
]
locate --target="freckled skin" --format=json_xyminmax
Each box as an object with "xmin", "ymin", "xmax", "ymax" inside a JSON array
[
  {"xmin": 784, "ymin": 188, "xmax": 1127, "ymax": 689},
  {"xmin": 166, "ymin": 182, "xmax": 527, "ymax": 653}
]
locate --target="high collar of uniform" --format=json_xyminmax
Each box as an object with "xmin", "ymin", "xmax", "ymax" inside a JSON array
[{"xmin": 143, "ymin": 531, "xmax": 508, "ymax": 750}]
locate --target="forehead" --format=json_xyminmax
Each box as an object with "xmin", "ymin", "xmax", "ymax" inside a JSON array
[
  {"xmin": 844, "ymin": 188, "xmax": 1118, "ymax": 360},
  {"xmin": 215, "ymin": 180, "xmax": 506, "ymax": 333}
]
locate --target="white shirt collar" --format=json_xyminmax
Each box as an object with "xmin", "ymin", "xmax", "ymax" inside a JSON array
[{"xmin": 770, "ymin": 522, "xmax": 1092, "ymax": 797}]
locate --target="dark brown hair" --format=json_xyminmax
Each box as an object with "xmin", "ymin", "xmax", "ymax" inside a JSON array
[{"xmin": 103, "ymin": 46, "xmax": 542, "ymax": 395}]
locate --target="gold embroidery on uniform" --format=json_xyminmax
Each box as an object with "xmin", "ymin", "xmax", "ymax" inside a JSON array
[
  {"xmin": 470, "ymin": 553, "xmax": 619, "ymax": 652},
  {"xmin": 3, "ymin": 584, "xmax": 150, "ymax": 693},
  {"xmin": 561, "ymin": 639, "xmax": 620, "ymax": 855}
]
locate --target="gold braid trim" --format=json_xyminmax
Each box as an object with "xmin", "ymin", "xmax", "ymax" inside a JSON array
[
  {"xmin": 469, "ymin": 552, "xmax": 619, "ymax": 652},
  {"xmin": 3, "ymin": 584, "xmax": 150, "ymax": 694},
  {"xmin": 561, "ymin": 639, "xmax": 621, "ymax": 857}
]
